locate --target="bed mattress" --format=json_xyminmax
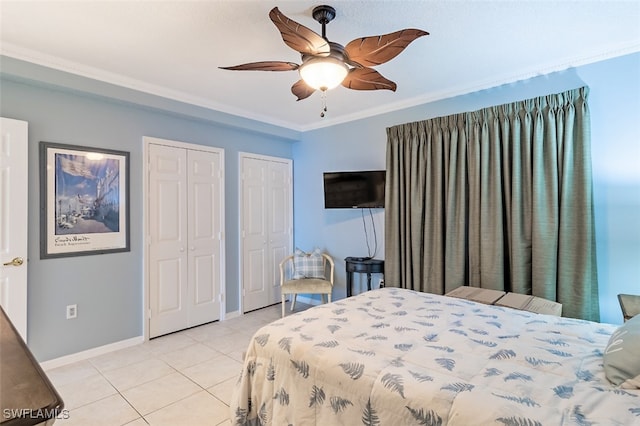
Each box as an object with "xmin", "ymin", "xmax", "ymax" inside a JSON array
[{"xmin": 231, "ymin": 287, "xmax": 639, "ymax": 425}]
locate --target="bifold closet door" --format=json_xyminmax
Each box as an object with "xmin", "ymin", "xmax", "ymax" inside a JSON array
[
  {"xmin": 241, "ymin": 155, "xmax": 292, "ymax": 312},
  {"xmin": 266, "ymin": 160, "xmax": 292, "ymax": 296},
  {"xmin": 149, "ymin": 144, "xmax": 222, "ymax": 338},
  {"xmin": 186, "ymin": 149, "xmax": 222, "ymax": 326},
  {"xmin": 149, "ymin": 144, "xmax": 189, "ymax": 337},
  {"xmin": 241, "ymin": 157, "xmax": 269, "ymax": 312}
]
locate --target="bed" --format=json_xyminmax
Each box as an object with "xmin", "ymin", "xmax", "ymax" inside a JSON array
[{"xmin": 231, "ymin": 287, "xmax": 639, "ymax": 425}]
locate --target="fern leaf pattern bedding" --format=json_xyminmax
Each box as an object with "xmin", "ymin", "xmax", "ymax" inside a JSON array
[{"xmin": 231, "ymin": 288, "xmax": 639, "ymax": 425}]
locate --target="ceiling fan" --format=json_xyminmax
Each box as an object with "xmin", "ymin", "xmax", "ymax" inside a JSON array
[{"xmin": 220, "ymin": 5, "xmax": 428, "ymax": 115}]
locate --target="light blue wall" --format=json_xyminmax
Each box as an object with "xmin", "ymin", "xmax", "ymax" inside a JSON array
[
  {"xmin": 0, "ymin": 64, "xmax": 296, "ymax": 361},
  {"xmin": 293, "ymin": 52, "xmax": 640, "ymax": 325},
  {"xmin": 1, "ymin": 53, "xmax": 637, "ymax": 362}
]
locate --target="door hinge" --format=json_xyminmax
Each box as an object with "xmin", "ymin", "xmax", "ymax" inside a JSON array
[{"xmin": 148, "ymin": 309, "xmax": 152, "ymax": 319}]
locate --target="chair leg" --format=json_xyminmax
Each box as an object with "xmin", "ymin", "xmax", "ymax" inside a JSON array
[
  {"xmin": 281, "ymin": 294, "xmax": 286, "ymax": 318},
  {"xmin": 291, "ymin": 294, "xmax": 297, "ymax": 311}
]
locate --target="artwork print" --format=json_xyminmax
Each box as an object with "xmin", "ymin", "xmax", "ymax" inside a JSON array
[
  {"xmin": 55, "ymin": 153, "xmax": 120, "ymax": 233},
  {"xmin": 40, "ymin": 142, "xmax": 130, "ymax": 258}
]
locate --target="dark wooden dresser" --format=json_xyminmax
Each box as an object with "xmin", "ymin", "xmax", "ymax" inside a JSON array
[{"xmin": 0, "ymin": 307, "xmax": 64, "ymax": 425}]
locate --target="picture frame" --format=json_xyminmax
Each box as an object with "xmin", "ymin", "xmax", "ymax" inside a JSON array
[{"xmin": 39, "ymin": 142, "xmax": 130, "ymax": 258}]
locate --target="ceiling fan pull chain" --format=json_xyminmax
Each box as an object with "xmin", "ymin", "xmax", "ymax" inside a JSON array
[{"xmin": 320, "ymin": 90, "xmax": 328, "ymax": 118}]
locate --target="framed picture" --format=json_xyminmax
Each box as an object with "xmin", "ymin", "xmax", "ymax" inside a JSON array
[{"xmin": 40, "ymin": 142, "xmax": 130, "ymax": 258}]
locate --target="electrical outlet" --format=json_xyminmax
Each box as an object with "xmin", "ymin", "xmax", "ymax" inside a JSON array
[{"xmin": 66, "ymin": 304, "xmax": 77, "ymax": 319}]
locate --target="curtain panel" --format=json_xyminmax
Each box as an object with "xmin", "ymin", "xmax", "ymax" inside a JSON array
[{"xmin": 385, "ymin": 87, "xmax": 599, "ymax": 321}]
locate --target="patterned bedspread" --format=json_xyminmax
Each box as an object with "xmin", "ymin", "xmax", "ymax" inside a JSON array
[{"xmin": 231, "ymin": 288, "xmax": 639, "ymax": 425}]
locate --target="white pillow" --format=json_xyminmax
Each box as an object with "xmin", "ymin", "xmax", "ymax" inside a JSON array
[{"xmin": 603, "ymin": 314, "xmax": 640, "ymax": 389}]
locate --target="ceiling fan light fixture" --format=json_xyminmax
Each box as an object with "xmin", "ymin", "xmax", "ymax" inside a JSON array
[
  {"xmin": 220, "ymin": 6, "xmax": 429, "ymax": 108},
  {"xmin": 299, "ymin": 56, "xmax": 349, "ymax": 91}
]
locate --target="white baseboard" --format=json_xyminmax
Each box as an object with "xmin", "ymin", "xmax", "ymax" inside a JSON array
[
  {"xmin": 40, "ymin": 336, "xmax": 144, "ymax": 371},
  {"xmin": 39, "ymin": 306, "xmax": 290, "ymax": 371}
]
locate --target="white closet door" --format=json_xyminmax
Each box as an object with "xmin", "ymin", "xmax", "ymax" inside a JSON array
[
  {"xmin": 241, "ymin": 156, "xmax": 269, "ymax": 312},
  {"xmin": 149, "ymin": 144, "xmax": 189, "ymax": 337},
  {"xmin": 241, "ymin": 154, "xmax": 292, "ymax": 313},
  {"xmin": 266, "ymin": 160, "xmax": 292, "ymax": 305},
  {"xmin": 187, "ymin": 149, "xmax": 222, "ymax": 326}
]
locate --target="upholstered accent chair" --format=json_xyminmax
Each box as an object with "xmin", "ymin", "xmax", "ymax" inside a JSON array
[{"xmin": 279, "ymin": 249, "xmax": 334, "ymax": 317}]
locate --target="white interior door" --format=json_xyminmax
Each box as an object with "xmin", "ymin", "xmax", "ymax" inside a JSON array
[
  {"xmin": 147, "ymin": 139, "xmax": 224, "ymax": 338},
  {"xmin": 267, "ymin": 161, "xmax": 292, "ymax": 304},
  {"xmin": 241, "ymin": 156, "xmax": 269, "ymax": 312},
  {"xmin": 148, "ymin": 144, "xmax": 189, "ymax": 337},
  {"xmin": 241, "ymin": 154, "xmax": 292, "ymax": 313},
  {"xmin": 187, "ymin": 149, "xmax": 222, "ymax": 325},
  {"xmin": 0, "ymin": 117, "xmax": 29, "ymax": 340}
]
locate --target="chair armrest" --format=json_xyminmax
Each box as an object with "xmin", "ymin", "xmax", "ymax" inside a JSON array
[
  {"xmin": 322, "ymin": 253, "xmax": 335, "ymax": 285},
  {"xmin": 279, "ymin": 255, "xmax": 294, "ymax": 286}
]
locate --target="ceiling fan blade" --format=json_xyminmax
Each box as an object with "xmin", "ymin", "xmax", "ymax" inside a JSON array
[
  {"xmin": 269, "ymin": 7, "xmax": 330, "ymax": 56},
  {"xmin": 219, "ymin": 61, "xmax": 299, "ymax": 71},
  {"xmin": 342, "ymin": 68, "xmax": 397, "ymax": 92},
  {"xmin": 291, "ymin": 80, "xmax": 316, "ymax": 101},
  {"xmin": 344, "ymin": 29, "xmax": 429, "ymax": 67}
]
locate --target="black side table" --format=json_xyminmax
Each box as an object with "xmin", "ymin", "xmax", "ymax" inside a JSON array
[{"xmin": 345, "ymin": 257, "xmax": 384, "ymax": 297}]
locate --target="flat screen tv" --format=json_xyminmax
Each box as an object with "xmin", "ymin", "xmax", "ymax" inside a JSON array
[{"xmin": 323, "ymin": 170, "xmax": 385, "ymax": 209}]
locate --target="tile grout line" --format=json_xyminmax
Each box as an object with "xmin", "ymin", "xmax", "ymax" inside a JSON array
[
  {"xmin": 54, "ymin": 303, "xmax": 308, "ymax": 424},
  {"xmin": 96, "ymin": 361, "xmax": 154, "ymax": 425}
]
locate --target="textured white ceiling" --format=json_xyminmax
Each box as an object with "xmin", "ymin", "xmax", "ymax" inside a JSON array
[{"xmin": 1, "ymin": 1, "xmax": 639, "ymax": 131}]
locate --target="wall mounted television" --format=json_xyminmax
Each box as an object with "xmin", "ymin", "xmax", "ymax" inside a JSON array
[{"xmin": 323, "ymin": 170, "xmax": 386, "ymax": 209}]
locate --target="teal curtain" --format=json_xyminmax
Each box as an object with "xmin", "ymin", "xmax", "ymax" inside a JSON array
[{"xmin": 385, "ymin": 87, "xmax": 599, "ymax": 321}]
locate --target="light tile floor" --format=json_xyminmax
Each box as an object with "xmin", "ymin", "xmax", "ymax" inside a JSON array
[{"xmin": 46, "ymin": 301, "xmax": 312, "ymax": 425}]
